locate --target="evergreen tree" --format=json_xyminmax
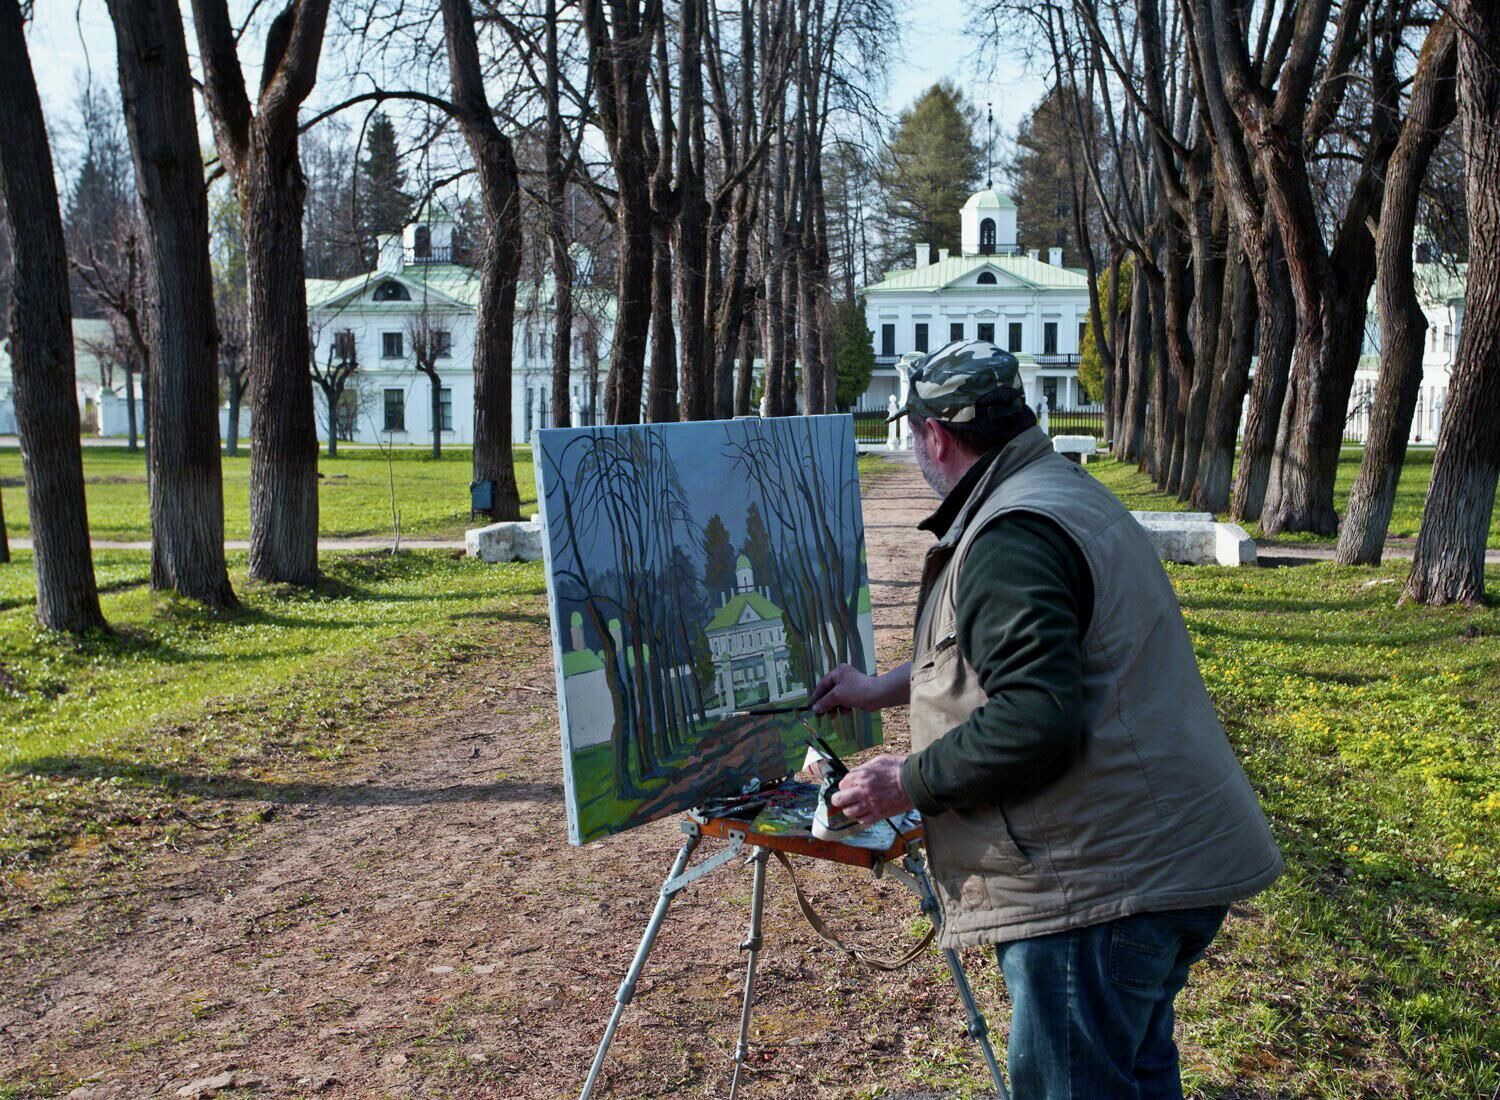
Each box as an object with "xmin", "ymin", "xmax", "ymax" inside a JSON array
[
  {"xmin": 1010, "ymin": 86, "xmax": 1092, "ymax": 264},
  {"xmin": 741, "ymin": 502, "xmax": 774, "ymax": 595},
  {"xmin": 62, "ymin": 87, "xmax": 132, "ymax": 318},
  {"xmin": 702, "ymin": 513, "xmax": 735, "ymax": 599},
  {"xmin": 359, "ymin": 112, "xmax": 411, "ymax": 257},
  {"xmin": 832, "ymin": 296, "xmax": 876, "ymax": 408},
  {"xmin": 876, "ymin": 82, "xmax": 982, "ymax": 266}
]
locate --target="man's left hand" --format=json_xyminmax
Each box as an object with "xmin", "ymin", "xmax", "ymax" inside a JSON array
[{"xmin": 829, "ymin": 754, "xmax": 914, "ymax": 826}]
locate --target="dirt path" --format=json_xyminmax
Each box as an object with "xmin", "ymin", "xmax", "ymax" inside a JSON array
[{"xmin": 2, "ymin": 459, "xmax": 1016, "ymax": 1100}]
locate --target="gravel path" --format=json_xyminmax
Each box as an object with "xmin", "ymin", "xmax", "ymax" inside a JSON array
[{"xmin": 2, "ymin": 460, "xmax": 1023, "ymax": 1100}]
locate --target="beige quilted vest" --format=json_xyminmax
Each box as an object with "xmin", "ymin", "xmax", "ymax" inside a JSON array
[{"xmin": 910, "ymin": 427, "xmax": 1282, "ymax": 947}]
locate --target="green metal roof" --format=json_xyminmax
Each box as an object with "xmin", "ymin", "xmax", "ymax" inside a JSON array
[
  {"xmin": 306, "ymin": 265, "xmax": 617, "ymax": 319},
  {"xmin": 963, "ymin": 188, "xmax": 1017, "ymax": 210},
  {"xmin": 865, "ymin": 253, "xmax": 1089, "ymax": 293},
  {"xmin": 706, "ymin": 592, "xmax": 784, "ymax": 632}
]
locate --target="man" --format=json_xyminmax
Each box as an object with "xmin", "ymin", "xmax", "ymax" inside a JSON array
[{"xmin": 811, "ymin": 341, "xmax": 1282, "ymax": 1099}]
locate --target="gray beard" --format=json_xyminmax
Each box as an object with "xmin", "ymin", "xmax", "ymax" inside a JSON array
[{"xmin": 915, "ymin": 439, "xmax": 958, "ymax": 497}]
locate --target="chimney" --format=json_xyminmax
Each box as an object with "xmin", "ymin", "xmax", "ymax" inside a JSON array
[
  {"xmin": 376, "ymin": 233, "xmax": 403, "ymax": 273},
  {"xmin": 915, "ymin": 242, "xmax": 931, "ymax": 267},
  {"xmin": 1049, "ymin": 247, "xmax": 1063, "ymax": 266},
  {"xmin": 938, "ymin": 247, "xmax": 950, "ymax": 262}
]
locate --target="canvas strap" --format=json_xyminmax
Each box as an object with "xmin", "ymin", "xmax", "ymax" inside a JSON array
[{"xmin": 771, "ymin": 851, "xmax": 936, "ymax": 972}]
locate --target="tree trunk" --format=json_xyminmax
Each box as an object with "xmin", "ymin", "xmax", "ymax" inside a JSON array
[
  {"xmin": 226, "ymin": 373, "xmax": 242, "ymax": 457},
  {"xmin": 646, "ymin": 220, "xmax": 678, "ymax": 422},
  {"xmin": 125, "ymin": 364, "xmax": 140, "ymax": 451},
  {"xmin": 1121, "ymin": 264, "xmax": 1150, "ymax": 462},
  {"xmin": 108, "ymin": 0, "xmax": 235, "ymax": 607},
  {"xmin": 1193, "ymin": 235, "xmax": 1255, "ymax": 512},
  {"xmin": 0, "ymin": 0, "xmax": 106, "ymax": 631},
  {"xmin": 1231, "ymin": 220, "xmax": 1294, "ymax": 522},
  {"xmin": 1338, "ymin": 19, "xmax": 1458, "ymax": 564},
  {"xmin": 674, "ymin": 0, "xmax": 712, "ymax": 422},
  {"xmin": 324, "ymin": 385, "xmax": 339, "ymax": 457},
  {"xmin": 735, "ymin": 311, "xmax": 755, "ymax": 416},
  {"xmin": 1404, "ymin": 0, "xmax": 1500, "ymax": 606},
  {"xmin": 544, "ymin": 0, "xmax": 572, "ymax": 429},
  {"xmin": 0, "ymin": 482, "xmax": 8, "ymax": 563},
  {"xmin": 429, "ymin": 371, "xmax": 442, "ymax": 459},
  {"xmin": 242, "ymin": 142, "xmax": 320, "ymax": 585},
  {"xmin": 443, "ymin": 0, "xmax": 522, "ymax": 519},
  {"xmin": 1177, "ymin": 198, "xmax": 1224, "ymax": 499}
]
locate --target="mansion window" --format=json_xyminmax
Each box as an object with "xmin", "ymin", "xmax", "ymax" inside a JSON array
[
  {"xmin": 976, "ymin": 271, "xmax": 997, "ymax": 285},
  {"xmin": 439, "ymin": 386, "xmax": 453, "ymax": 431},
  {"xmin": 1079, "ymin": 321, "xmax": 1088, "ymax": 346},
  {"xmin": 1008, "ymin": 322, "xmax": 1022, "ymax": 353},
  {"xmin": 950, "ymin": 322, "xmax": 964, "ymax": 342},
  {"xmin": 382, "ymin": 332, "xmax": 404, "ymax": 358},
  {"xmin": 433, "ymin": 329, "xmax": 453, "ymax": 358},
  {"xmin": 881, "ymin": 324, "xmax": 895, "ymax": 357},
  {"xmin": 1444, "ymin": 325, "xmax": 1453, "ymax": 353},
  {"xmin": 333, "ymin": 329, "xmax": 357, "ymax": 361},
  {"xmin": 980, "ymin": 218, "xmax": 996, "ymax": 255},
  {"xmin": 383, "ymin": 388, "xmax": 405, "ymax": 432},
  {"xmin": 977, "ymin": 322, "xmax": 995, "ymax": 343},
  {"xmin": 1044, "ymin": 322, "xmax": 1058, "ymax": 355},
  {"xmin": 374, "ymin": 280, "xmax": 410, "ymax": 302},
  {"xmin": 915, "ymin": 323, "xmax": 929, "ymax": 353},
  {"xmin": 413, "ymin": 224, "xmax": 432, "ymax": 259}
]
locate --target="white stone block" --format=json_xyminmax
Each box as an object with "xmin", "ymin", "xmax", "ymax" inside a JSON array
[
  {"xmin": 1128, "ymin": 512, "xmax": 1255, "ymax": 567},
  {"xmin": 1052, "ymin": 435, "xmax": 1097, "ymax": 463},
  {"xmin": 466, "ymin": 520, "xmax": 544, "ymax": 562}
]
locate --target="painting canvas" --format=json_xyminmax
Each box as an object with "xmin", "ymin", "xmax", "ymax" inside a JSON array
[{"xmin": 536, "ymin": 415, "xmax": 881, "ymax": 845}]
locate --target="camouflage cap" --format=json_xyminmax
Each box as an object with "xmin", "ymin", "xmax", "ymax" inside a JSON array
[{"xmin": 886, "ymin": 340, "xmax": 1024, "ymax": 424}]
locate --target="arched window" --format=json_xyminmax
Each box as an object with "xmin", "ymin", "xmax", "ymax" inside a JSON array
[
  {"xmin": 413, "ymin": 224, "xmax": 432, "ymax": 259},
  {"xmin": 976, "ymin": 271, "xmax": 997, "ymax": 285},
  {"xmin": 979, "ymin": 218, "xmax": 996, "ymax": 255},
  {"xmin": 373, "ymin": 280, "xmax": 410, "ymax": 302}
]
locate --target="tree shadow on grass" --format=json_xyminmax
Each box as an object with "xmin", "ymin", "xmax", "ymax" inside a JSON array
[{"xmin": 9, "ymin": 755, "xmax": 564, "ymax": 808}]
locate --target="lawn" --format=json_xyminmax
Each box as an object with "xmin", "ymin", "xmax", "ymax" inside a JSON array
[
  {"xmin": 0, "ymin": 445, "xmax": 539, "ymax": 542},
  {"xmin": 1088, "ymin": 446, "xmax": 1500, "ymax": 547},
  {"xmin": 0, "ymin": 549, "xmax": 546, "ymax": 911},
  {"xmin": 0, "ymin": 446, "xmax": 892, "ymax": 544}
]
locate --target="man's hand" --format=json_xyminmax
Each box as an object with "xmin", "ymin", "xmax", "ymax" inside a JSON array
[
  {"xmin": 830, "ymin": 754, "xmax": 914, "ymax": 826},
  {"xmin": 811, "ymin": 664, "xmax": 881, "ymax": 716}
]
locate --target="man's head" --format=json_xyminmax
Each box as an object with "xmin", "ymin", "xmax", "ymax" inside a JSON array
[{"xmin": 888, "ymin": 340, "xmax": 1037, "ymax": 496}]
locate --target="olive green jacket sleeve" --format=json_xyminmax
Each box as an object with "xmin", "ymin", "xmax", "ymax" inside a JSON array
[{"xmin": 901, "ymin": 512, "xmax": 1092, "ymax": 816}]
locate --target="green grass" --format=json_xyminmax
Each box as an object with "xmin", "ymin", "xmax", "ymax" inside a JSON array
[
  {"xmin": 1154, "ymin": 563, "xmax": 1498, "ymax": 1096},
  {"xmin": 0, "ymin": 447, "xmax": 888, "ymax": 544},
  {"xmin": 0, "ymin": 445, "xmax": 538, "ymax": 542},
  {"xmin": 1087, "ymin": 446, "xmax": 1500, "ymax": 547},
  {"xmin": 0, "ymin": 548, "xmax": 546, "ymax": 910}
]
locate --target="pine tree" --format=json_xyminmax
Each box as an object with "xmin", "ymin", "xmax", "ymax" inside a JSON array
[
  {"xmin": 360, "ymin": 112, "xmax": 411, "ymax": 257},
  {"xmin": 876, "ymin": 82, "xmax": 982, "ymax": 265},
  {"xmin": 832, "ymin": 297, "xmax": 875, "ymax": 408},
  {"xmin": 702, "ymin": 514, "xmax": 735, "ymax": 599},
  {"xmin": 1009, "ymin": 86, "xmax": 1090, "ymax": 263}
]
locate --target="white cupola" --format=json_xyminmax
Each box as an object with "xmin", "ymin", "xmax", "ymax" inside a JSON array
[
  {"xmin": 403, "ymin": 203, "xmax": 456, "ymax": 264},
  {"xmin": 960, "ymin": 189, "xmax": 1019, "ymax": 257}
]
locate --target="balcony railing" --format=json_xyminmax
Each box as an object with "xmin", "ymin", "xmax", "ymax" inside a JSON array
[
  {"xmin": 404, "ymin": 245, "xmax": 466, "ymax": 265},
  {"xmin": 1035, "ymin": 353, "xmax": 1081, "ymax": 366}
]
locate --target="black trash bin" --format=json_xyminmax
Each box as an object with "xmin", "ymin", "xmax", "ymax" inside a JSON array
[{"xmin": 470, "ymin": 479, "xmax": 496, "ymax": 514}]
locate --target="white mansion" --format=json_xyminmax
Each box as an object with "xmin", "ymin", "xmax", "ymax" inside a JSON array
[
  {"xmin": 304, "ymin": 209, "xmax": 615, "ymax": 445},
  {"xmin": 861, "ymin": 188, "xmax": 1096, "ymax": 422}
]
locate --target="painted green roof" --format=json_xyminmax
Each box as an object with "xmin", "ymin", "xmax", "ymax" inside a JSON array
[
  {"xmin": 706, "ymin": 592, "xmax": 783, "ymax": 632},
  {"xmin": 563, "ymin": 649, "xmax": 605, "ymax": 676},
  {"xmin": 963, "ymin": 188, "xmax": 1017, "ymax": 210},
  {"xmin": 306, "ymin": 265, "xmax": 616, "ymax": 319},
  {"xmin": 866, "ymin": 253, "xmax": 1089, "ymax": 293}
]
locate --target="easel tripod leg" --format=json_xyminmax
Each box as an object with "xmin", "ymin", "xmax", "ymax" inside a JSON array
[
  {"xmin": 728, "ymin": 847, "xmax": 769, "ymax": 1100},
  {"xmin": 907, "ymin": 856, "xmax": 1010, "ymax": 1100},
  {"xmin": 579, "ymin": 835, "xmax": 701, "ymax": 1100}
]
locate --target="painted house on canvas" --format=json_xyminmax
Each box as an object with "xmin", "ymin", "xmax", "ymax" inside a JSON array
[{"xmin": 704, "ymin": 556, "xmax": 801, "ymax": 716}]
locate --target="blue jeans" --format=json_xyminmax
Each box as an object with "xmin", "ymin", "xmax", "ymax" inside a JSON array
[{"xmin": 994, "ymin": 905, "xmax": 1228, "ymax": 1100}]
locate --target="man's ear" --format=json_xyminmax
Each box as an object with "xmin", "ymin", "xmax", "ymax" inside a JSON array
[{"xmin": 926, "ymin": 419, "xmax": 956, "ymax": 463}]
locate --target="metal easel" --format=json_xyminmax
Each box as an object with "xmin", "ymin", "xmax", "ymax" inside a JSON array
[{"xmin": 577, "ymin": 814, "xmax": 1009, "ymax": 1100}]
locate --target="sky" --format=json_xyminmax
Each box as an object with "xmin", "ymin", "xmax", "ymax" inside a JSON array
[{"xmin": 26, "ymin": 0, "xmax": 1050, "ymax": 186}]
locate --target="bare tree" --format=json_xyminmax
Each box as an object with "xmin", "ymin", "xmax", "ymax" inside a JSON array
[
  {"xmin": 311, "ymin": 326, "xmax": 359, "ymax": 457},
  {"xmin": 1404, "ymin": 0, "xmax": 1500, "ymax": 605},
  {"xmin": 1337, "ymin": 19, "xmax": 1459, "ymax": 564},
  {"xmin": 407, "ymin": 304, "xmax": 452, "ymax": 459},
  {"xmin": 191, "ymin": 0, "xmax": 333, "ymax": 586},
  {"xmin": 0, "ymin": 0, "xmax": 106, "ymax": 631},
  {"xmin": 106, "ymin": 0, "xmax": 236, "ymax": 607}
]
